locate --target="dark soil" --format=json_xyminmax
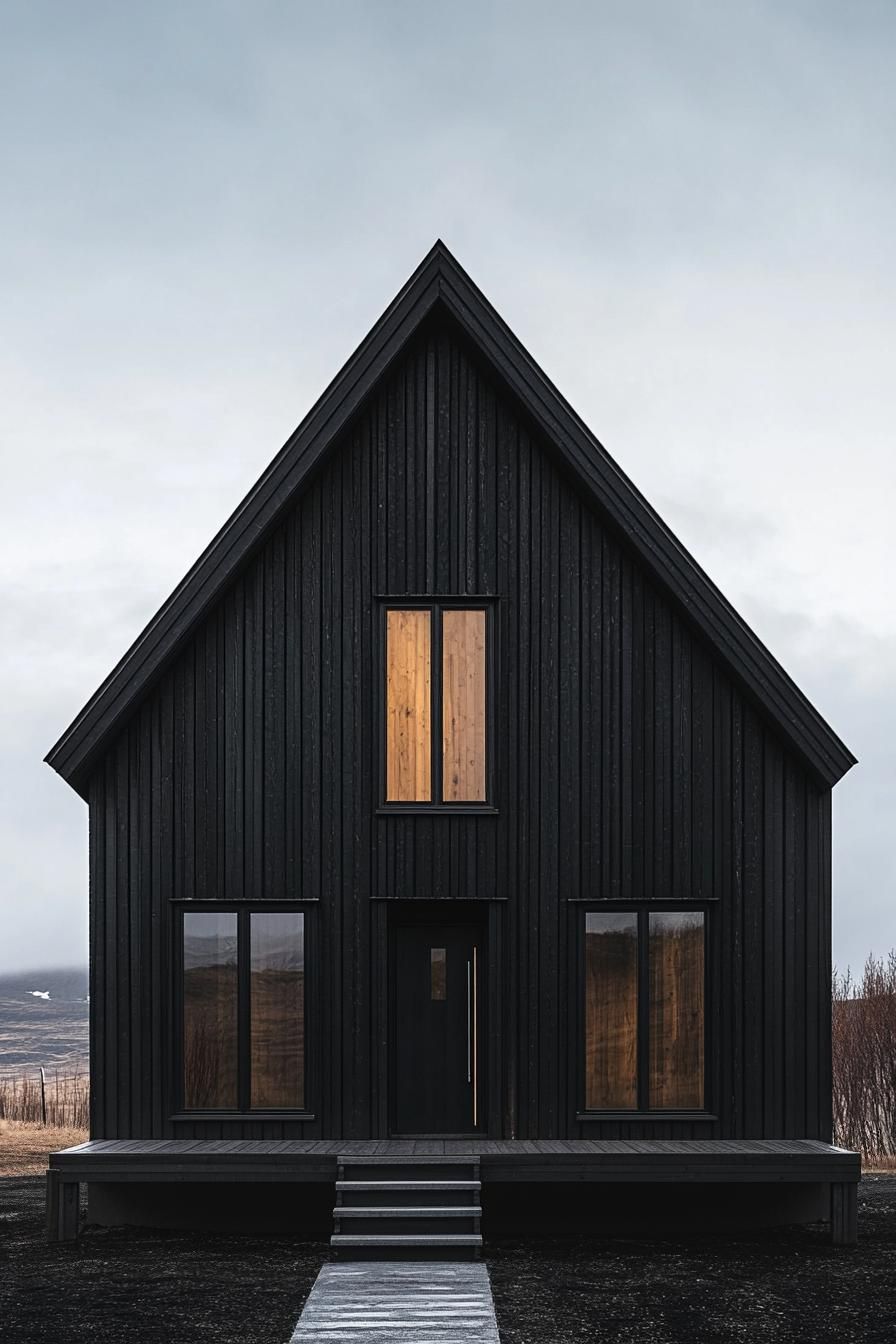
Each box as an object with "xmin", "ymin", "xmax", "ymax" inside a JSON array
[
  {"xmin": 488, "ymin": 1175, "xmax": 896, "ymax": 1344},
  {"xmin": 0, "ymin": 1177, "xmax": 326, "ymax": 1343},
  {"xmin": 2, "ymin": 1175, "xmax": 895, "ymax": 1342}
]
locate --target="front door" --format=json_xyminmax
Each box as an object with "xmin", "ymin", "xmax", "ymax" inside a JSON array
[{"xmin": 391, "ymin": 919, "xmax": 485, "ymax": 1135}]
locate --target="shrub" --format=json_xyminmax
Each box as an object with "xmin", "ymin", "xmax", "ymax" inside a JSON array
[{"xmin": 833, "ymin": 953, "xmax": 896, "ymax": 1158}]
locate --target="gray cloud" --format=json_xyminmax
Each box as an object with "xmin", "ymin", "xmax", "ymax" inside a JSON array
[{"xmin": 1, "ymin": 1, "xmax": 893, "ymax": 969}]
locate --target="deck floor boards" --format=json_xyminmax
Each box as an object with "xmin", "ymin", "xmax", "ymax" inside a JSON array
[{"xmin": 48, "ymin": 1136, "xmax": 860, "ymax": 1185}]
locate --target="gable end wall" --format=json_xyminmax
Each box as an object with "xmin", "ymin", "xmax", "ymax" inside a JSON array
[{"xmin": 86, "ymin": 319, "xmax": 833, "ymax": 1142}]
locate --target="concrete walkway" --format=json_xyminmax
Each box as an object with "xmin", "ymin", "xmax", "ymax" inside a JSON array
[{"xmin": 289, "ymin": 1262, "xmax": 501, "ymax": 1342}]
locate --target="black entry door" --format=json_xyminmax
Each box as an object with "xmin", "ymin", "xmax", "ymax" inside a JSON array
[{"xmin": 392, "ymin": 920, "xmax": 485, "ymax": 1135}]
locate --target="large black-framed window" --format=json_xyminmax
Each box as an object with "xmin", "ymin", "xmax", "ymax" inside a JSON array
[
  {"xmin": 378, "ymin": 598, "xmax": 497, "ymax": 813},
  {"xmin": 174, "ymin": 903, "xmax": 312, "ymax": 1117},
  {"xmin": 580, "ymin": 905, "xmax": 708, "ymax": 1115}
]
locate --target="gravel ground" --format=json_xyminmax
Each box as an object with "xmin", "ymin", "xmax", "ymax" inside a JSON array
[
  {"xmin": 0, "ymin": 1177, "xmax": 326, "ymax": 1344},
  {"xmin": 488, "ymin": 1176, "xmax": 896, "ymax": 1344},
  {"xmin": 2, "ymin": 1175, "xmax": 895, "ymax": 1343}
]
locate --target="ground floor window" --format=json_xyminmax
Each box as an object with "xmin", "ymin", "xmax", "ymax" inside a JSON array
[
  {"xmin": 583, "ymin": 908, "xmax": 705, "ymax": 1112},
  {"xmin": 180, "ymin": 906, "xmax": 306, "ymax": 1112}
]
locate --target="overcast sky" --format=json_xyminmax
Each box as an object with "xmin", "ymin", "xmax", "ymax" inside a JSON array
[{"xmin": 1, "ymin": 2, "xmax": 893, "ymax": 974}]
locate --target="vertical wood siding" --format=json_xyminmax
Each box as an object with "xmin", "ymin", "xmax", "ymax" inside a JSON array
[{"xmin": 87, "ymin": 315, "xmax": 833, "ymax": 1142}]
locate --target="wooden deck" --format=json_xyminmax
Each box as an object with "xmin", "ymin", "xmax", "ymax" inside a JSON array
[
  {"xmin": 48, "ymin": 1137, "xmax": 860, "ymax": 1182},
  {"xmin": 46, "ymin": 1138, "xmax": 860, "ymax": 1244}
]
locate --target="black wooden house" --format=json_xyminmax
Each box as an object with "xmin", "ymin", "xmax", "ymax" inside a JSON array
[{"xmin": 45, "ymin": 244, "xmax": 860, "ymax": 1248}]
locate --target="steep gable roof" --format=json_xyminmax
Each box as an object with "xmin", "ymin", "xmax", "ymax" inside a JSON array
[{"xmin": 46, "ymin": 242, "xmax": 855, "ymax": 796}]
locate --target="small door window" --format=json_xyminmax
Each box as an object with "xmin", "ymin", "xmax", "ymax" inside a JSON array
[{"xmin": 431, "ymin": 947, "xmax": 447, "ymax": 1000}]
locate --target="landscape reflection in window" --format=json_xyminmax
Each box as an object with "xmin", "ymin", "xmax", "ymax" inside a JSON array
[
  {"xmin": 183, "ymin": 912, "xmax": 238, "ymax": 1109},
  {"xmin": 584, "ymin": 912, "xmax": 638, "ymax": 1110},
  {"xmin": 250, "ymin": 912, "xmax": 305, "ymax": 1109},
  {"xmin": 649, "ymin": 911, "xmax": 704, "ymax": 1109}
]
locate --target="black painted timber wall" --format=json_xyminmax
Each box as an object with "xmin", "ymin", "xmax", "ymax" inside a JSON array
[{"xmin": 87, "ymin": 314, "xmax": 833, "ymax": 1143}]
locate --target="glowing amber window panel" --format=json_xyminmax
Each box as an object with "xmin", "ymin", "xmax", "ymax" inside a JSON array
[
  {"xmin": 384, "ymin": 604, "xmax": 489, "ymax": 806},
  {"xmin": 385, "ymin": 609, "xmax": 432, "ymax": 802}
]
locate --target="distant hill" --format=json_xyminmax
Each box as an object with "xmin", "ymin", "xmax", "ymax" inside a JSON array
[{"xmin": 0, "ymin": 966, "xmax": 89, "ymax": 1072}]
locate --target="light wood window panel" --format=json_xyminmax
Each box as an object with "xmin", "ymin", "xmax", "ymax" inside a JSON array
[
  {"xmin": 442, "ymin": 608, "xmax": 487, "ymax": 802},
  {"xmin": 648, "ymin": 911, "xmax": 705, "ymax": 1109},
  {"xmin": 584, "ymin": 912, "xmax": 638, "ymax": 1110},
  {"xmin": 386, "ymin": 609, "xmax": 432, "ymax": 802}
]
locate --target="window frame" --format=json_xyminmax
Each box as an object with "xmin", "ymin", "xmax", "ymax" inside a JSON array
[
  {"xmin": 170, "ymin": 901, "xmax": 316, "ymax": 1122},
  {"xmin": 576, "ymin": 902, "xmax": 715, "ymax": 1121},
  {"xmin": 377, "ymin": 597, "xmax": 498, "ymax": 814}
]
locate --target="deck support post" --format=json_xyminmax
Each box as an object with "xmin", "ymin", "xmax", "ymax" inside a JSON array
[
  {"xmin": 45, "ymin": 1169, "xmax": 60, "ymax": 1242},
  {"xmin": 830, "ymin": 1181, "xmax": 858, "ymax": 1245},
  {"xmin": 47, "ymin": 1174, "xmax": 81, "ymax": 1242}
]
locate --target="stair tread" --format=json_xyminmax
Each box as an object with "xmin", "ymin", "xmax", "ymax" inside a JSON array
[
  {"xmin": 332, "ymin": 1160, "xmax": 483, "ymax": 1259},
  {"xmin": 335, "ymin": 1206, "xmax": 481, "ymax": 1217},
  {"xmin": 331, "ymin": 1233, "xmax": 483, "ymax": 1245},
  {"xmin": 337, "ymin": 1179, "xmax": 481, "ymax": 1190},
  {"xmin": 338, "ymin": 1155, "xmax": 480, "ymax": 1166}
]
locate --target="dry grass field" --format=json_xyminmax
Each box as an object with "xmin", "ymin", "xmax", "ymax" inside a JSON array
[
  {"xmin": 865, "ymin": 1155, "xmax": 896, "ymax": 1173},
  {"xmin": 0, "ymin": 1067, "xmax": 89, "ymax": 1129},
  {"xmin": 0, "ymin": 1120, "xmax": 87, "ymax": 1176}
]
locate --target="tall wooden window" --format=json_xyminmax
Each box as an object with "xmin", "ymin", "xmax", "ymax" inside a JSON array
[
  {"xmin": 250, "ymin": 911, "xmax": 306, "ymax": 1110},
  {"xmin": 182, "ymin": 911, "xmax": 238, "ymax": 1110},
  {"xmin": 180, "ymin": 906, "xmax": 307, "ymax": 1113},
  {"xmin": 583, "ymin": 908, "xmax": 705, "ymax": 1112},
  {"xmin": 648, "ymin": 912, "xmax": 705, "ymax": 1110},
  {"xmin": 442, "ymin": 609, "xmax": 487, "ymax": 802},
  {"xmin": 584, "ymin": 913, "xmax": 638, "ymax": 1110},
  {"xmin": 386, "ymin": 609, "xmax": 432, "ymax": 802},
  {"xmin": 384, "ymin": 602, "xmax": 491, "ymax": 807}
]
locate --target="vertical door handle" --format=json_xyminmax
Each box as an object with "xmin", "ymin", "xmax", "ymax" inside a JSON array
[
  {"xmin": 466, "ymin": 959, "xmax": 472, "ymax": 1083},
  {"xmin": 472, "ymin": 945, "xmax": 479, "ymax": 1128}
]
